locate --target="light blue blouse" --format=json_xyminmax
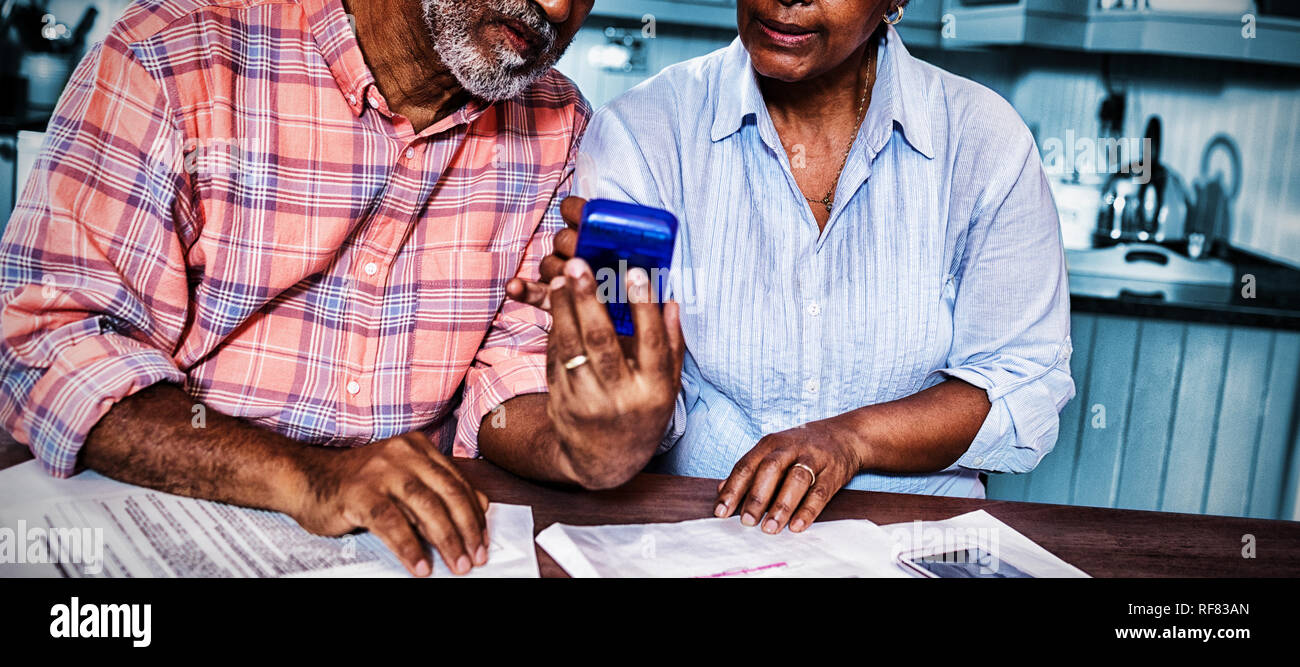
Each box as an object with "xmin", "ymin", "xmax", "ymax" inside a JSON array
[{"xmin": 573, "ymin": 26, "xmax": 1074, "ymax": 498}]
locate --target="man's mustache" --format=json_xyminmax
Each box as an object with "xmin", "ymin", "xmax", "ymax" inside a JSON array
[{"xmin": 498, "ymin": 1, "xmax": 558, "ymax": 50}]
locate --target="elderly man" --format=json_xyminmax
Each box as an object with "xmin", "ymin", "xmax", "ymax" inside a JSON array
[{"xmin": 0, "ymin": 0, "xmax": 681, "ymax": 576}]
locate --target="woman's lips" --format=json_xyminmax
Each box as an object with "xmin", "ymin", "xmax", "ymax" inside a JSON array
[{"xmin": 756, "ymin": 18, "xmax": 817, "ymax": 48}]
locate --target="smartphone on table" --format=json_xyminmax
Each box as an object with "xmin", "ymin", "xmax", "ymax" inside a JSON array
[
  {"xmin": 897, "ymin": 546, "xmax": 1035, "ymax": 578},
  {"xmin": 572, "ymin": 199, "xmax": 679, "ymax": 336}
]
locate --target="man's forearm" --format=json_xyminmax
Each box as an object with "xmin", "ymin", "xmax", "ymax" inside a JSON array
[
  {"xmin": 476, "ymin": 393, "xmax": 657, "ymax": 490},
  {"xmin": 82, "ymin": 383, "xmax": 312, "ymax": 515}
]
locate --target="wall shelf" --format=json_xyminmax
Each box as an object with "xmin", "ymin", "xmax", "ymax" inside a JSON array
[{"xmin": 589, "ymin": 0, "xmax": 737, "ymax": 31}]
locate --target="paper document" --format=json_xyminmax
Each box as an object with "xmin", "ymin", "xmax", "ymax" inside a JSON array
[
  {"xmin": 536, "ymin": 515, "xmax": 910, "ymax": 578},
  {"xmin": 0, "ymin": 461, "xmax": 539, "ymax": 578},
  {"xmin": 536, "ymin": 509, "xmax": 1086, "ymax": 578}
]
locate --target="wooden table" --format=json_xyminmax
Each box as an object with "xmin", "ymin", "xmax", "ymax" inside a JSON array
[{"xmin": 2, "ymin": 433, "xmax": 1297, "ymax": 577}]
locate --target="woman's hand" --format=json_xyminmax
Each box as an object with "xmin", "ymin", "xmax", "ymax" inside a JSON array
[{"xmin": 714, "ymin": 418, "xmax": 865, "ymax": 534}]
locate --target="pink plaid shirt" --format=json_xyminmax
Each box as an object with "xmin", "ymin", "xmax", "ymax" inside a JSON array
[{"xmin": 0, "ymin": 0, "xmax": 589, "ymax": 477}]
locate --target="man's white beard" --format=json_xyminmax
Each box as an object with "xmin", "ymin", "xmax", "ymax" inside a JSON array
[{"xmin": 422, "ymin": 0, "xmax": 562, "ymax": 101}]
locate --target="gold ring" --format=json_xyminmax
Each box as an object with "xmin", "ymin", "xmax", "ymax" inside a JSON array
[
  {"xmin": 563, "ymin": 354, "xmax": 589, "ymax": 370},
  {"xmin": 791, "ymin": 462, "xmax": 817, "ymax": 487}
]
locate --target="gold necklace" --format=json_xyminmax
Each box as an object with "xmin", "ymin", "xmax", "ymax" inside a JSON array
[{"xmin": 803, "ymin": 44, "xmax": 875, "ymax": 214}]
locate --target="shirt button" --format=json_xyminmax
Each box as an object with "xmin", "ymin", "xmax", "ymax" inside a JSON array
[
  {"xmin": 368, "ymin": 93, "xmax": 381, "ymax": 109},
  {"xmin": 405, "ymin": 147, "xmax": 416, "ymax": 160},
  {"xmin": 364, "ymin": 262, "xmax": 378, "ymax": 276},
  {"xmin": 806, "ymin": 301, "xmax": 822, "ymax": 317},
  {"xmin": 973, "ymin": 456, "xmax": 985, "ymax": 466},
  {"xmin": 804, "ymin": 380, "xmax": 819, "ymax": 395},
  {"xmin": 346, "ymin": 380, "xmax": 360, "ymax": 396},
  {"xmin": 346, "ymin": 93, "xmax": 358, "ymax": 106}
]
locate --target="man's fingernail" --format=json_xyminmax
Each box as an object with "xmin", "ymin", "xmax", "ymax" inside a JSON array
[
  {"xmin": 765, "ymin": 519, "xmax": 782, "ymax": 534},
  {"xmin": 791, "ymin": 519, "xmax": 806, "ymax": 532},
  {"xmin": 414, "ymin": 560, "xmax": 430, "ymax": 577},
  {"xmin": 475, "ymin": 544, "xmax": 488, "ymax": 565},
  {"xmin": 551, "ymin": 276, "xmax": 566, "ymax": 290},
  {"xmin": 456, "ymin": 555, "xmax": 471, "ymax": 574},
  {"xmin": 628, "ymin": 268, "xmax": 649, "ymax": 303},
  {"xmin": 714, "ymin": 502, "xmax": 728, "ymax": 517},
  {"xmin": 565, "ymin": 258, "xmax": 588, "ymax": 279},
  {"xmin": 741, "ymin": 513, "xmax": 756, "ymax": 527}
]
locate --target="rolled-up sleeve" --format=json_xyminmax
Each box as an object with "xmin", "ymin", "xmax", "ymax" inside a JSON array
[
  {"xmin": 0, "ymin": 38, "xmax": 191, "ymax": 477},
  {"xmin": 452, "ymin": 224, "xmax": 558, "ymax": 457},
  {"xmin": 930, "ymin": 126, "xmax": 1075, "ymax": 475}
]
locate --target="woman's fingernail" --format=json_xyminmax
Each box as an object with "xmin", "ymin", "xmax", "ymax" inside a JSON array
[
  {"xmin": 456, "ymin": 555, "xmax": 471, "ymax": 574},
  {"xmin": 791, "ymin": 519, "xmax": 806, "ymax": 532},
  {"xmin": 414, "ymin": 560, "xmax": 430, "ymax": 577},
  {"xmin": 741, "ymin": 513, "xmax": 756, "ymax": 527},
  {"xmin": 714, "ymin": 502, "xmax": 728, "ymax": 517},
  {"xmin": 475, "ymin": 544, "xmax": 488, "ymax": 565},
  {"xmin": 763, "ymin": 519, "xmax": 779, "ymax": 534},
  {"xmin": 551, "ymin": 276, "xmax": 566, "ymax": 290}
]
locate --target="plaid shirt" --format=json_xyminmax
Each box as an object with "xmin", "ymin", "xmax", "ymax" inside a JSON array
[{"xmin": 0, "ymin": 0, "xmax": 589, "ymax": 477}]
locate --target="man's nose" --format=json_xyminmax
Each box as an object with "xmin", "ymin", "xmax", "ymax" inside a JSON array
[{"xmin": 533, "ymin": 0, "xmax": 573, "ymax": 24}]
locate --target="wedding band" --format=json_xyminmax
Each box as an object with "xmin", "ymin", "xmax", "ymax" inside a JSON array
[
  {"xmin": 563, "ymin": 354, "xmax": 589, "ymax": 370},
  {"xmin": 791, "ymin": 462, "xmax": 817, "ymax": 487}
]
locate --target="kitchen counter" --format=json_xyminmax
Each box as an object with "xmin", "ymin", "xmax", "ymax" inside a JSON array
[{"xmin": 1069, "ymin": 248, "xmax": 1300, "ymax": 330}]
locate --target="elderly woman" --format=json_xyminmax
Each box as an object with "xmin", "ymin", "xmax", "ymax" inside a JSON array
[{"xmin": 489, "ymin": 0, "xmax": 1073, "ymax": 534}]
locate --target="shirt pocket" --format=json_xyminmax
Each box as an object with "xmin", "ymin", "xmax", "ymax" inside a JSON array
[{"xmin": 408, "ymin": 249, "xmax": 519, "ymax": 419}]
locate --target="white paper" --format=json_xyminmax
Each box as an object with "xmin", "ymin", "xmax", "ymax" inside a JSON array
[
  {"xmin": 880, "ymin": 509, "xmax": 1090, "ymax": 578},
  {"xmin": 0, "ymin": 461, "xmax": 538, "ymax": 578},
  {"xmin": 536, "ymin": 515, "xmax": 910, "ymax": 578},
  {"xmin": 536, "ymin": 508, "xmax": 1087, "ymax": 578}
]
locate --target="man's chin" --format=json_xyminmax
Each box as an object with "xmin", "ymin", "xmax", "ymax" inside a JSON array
[{"xmin": 454, "ymin": 64, "xmax": 548, "ymax": 102}]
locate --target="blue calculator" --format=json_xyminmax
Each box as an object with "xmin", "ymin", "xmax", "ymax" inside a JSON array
[{"xmin": 573, "ymin": 199, "xmax": 679, "ymax": 336}]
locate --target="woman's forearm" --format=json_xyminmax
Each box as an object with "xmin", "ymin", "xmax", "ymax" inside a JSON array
[{"xmin": 835, "ymin": 378, "xmax": 991, "ymax": 474}]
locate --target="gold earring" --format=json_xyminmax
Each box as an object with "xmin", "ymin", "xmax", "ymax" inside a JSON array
[{"xmin": 884, "ymin": 5, "xmax": 904, "ymax": 25}]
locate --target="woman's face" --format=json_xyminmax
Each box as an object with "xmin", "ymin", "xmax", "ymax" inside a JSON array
[{"xmin": 738, "ymin": 0, "xmax": 892, "ymax": 82}]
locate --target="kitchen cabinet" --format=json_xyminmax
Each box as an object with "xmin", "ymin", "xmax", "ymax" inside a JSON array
[
  {"xmin": 0, "ymin": 133, "xmax": 14, "ymax": 234},
  {"xmin": 589, "ymin": 0, "xmax": 737, "ymax": 30},
  {"xmin": 987, "ymin": 310, "xmax": 1300, "ymax": 521},
  {"xmin": 938, "ymin": 0, "xmax": 1300, "ymax": 67},
  {"xmin": 587, "ymin": 0, "xmax": 946, "ymax": 47},
  {"xmin": 606, "ymin": 1, "xmax": 1300, "ymax": 67}
]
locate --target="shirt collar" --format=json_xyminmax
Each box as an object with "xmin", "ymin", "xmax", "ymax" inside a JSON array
[
  {"xmin": 709, "ymin": 25, "xmax": 935, "ymax": 160},
  {"xmin": 299, "ymin": 0, "xmax": 491, "ymax": 130},
  {"xmin": 301, "ymin": 0, "xmax": 374, "ymax": 117}
]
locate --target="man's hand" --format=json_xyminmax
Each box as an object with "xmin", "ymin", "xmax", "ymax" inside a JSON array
[
  {"xmin": 541, "ymin": 258, "xmax": 685, "ymax": 488},
  {"xmin": 82, "ymin": 384, "xmax": 491, "ymax": 578},
  {"xmin": 292, "ymin": 431, "xmax": 490, "ymax": 576},
  {"xmin": 482, "ymin": 194, "xmax": 685, "ymax": 489}
]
